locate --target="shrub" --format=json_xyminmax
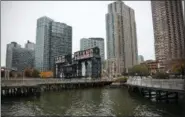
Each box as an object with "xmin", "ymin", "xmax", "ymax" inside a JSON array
[
  {"xmin": 32, "ymin": 69, "xmax": 40, "ymax": 78},
  {"xmin": 153, "ymin": 72, "xmax": 169, "ymax": 79},
  {"xmin": 24, "ymin": 68, "xmax": 40, "ymax": 78},
  {"xmin": 24, "ymin": 69, "xmax": 32, "ymax": 77},
  {"xmin": 128, "ymin": 65, "xmax": 149, "ymax": 77},
  {"xmin": 114, "ymin": 77, "xmax": 128, "ymax": 83}
]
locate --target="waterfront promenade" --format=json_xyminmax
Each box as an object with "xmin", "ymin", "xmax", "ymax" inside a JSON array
[
  {"xmin": 2, "ymin": 77, "xmax": 184, "ymax": 92},
  {"xmin": 126, "ymin": 77, "xmax": 185, "ymax": 102},
  {"xmin": 1, "ymin": 78, "xmax": 113, "ymax": 87},
  {"xmin": 126, "ymin": 77, "xmax": 184, "ymax": 92}
]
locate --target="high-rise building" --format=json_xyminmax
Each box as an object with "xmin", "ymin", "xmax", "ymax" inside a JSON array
[
  {"xmin": 104, "ymin": 58, "xmax": 117, "ymax": 77},
  {"xmin": 138, "ymin": 55, "xmax": 144, "ymax": 64},
  {"xmin": 151, "ymin": 1, "xmax": 185, "ymax": 69},
  {"xmin": 106, "ymin": 1, "xmax": 138, "ymax": 74},
  {"xmin": 80, "ymin": 38, "xmax": 105, "ymax": 61},
  {"xmin": 12, "ymin": 48, "xmax": 35, "ymax": 71},
  {"xmin": 35, "ymin": 16, "xmax": 72, "ymax": 72},
  {"xmin": 6, "ymin": 42, "xmax": 21, "ymax": 69},
  {"xmin": 6, "ymin": 42, "xmax": 34, "ymax": 71},
  {"xmin": 25, "ymin": 40, "xmax": 35, "ymax": 50},
  {"xmin": 183, "ymin": 1, "xmax": 185, "ymax": 19}
]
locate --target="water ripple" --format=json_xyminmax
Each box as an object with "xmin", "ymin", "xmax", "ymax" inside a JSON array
[{"xmin": 1, "ymin": 88, "xmax": 184, "ymax": 116}]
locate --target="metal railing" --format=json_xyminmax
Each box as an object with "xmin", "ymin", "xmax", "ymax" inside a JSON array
[{"xmin": 126, "ymin": 77, "xmax": 184, "ymax": 91}]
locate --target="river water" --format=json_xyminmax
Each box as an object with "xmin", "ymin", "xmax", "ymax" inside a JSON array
[{"xmin": 1, "ymin": 88, "xmax": 185, "ymax": 116}]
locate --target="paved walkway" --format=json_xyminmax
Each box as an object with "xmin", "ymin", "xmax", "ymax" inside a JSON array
[{"xmin": 126, "ymin": 76, "xmax": 184, "ymax": 92}]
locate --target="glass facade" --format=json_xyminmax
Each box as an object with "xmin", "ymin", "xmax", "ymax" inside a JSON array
[
  {"xmin": 6, "ymin": 42, "xmax": 34, "ymax": 71},
  {"xmin": 35, "ymin": 16, "xmax": 72, "ymax": 72},
  {"xmin": 6, "ymin": 42, "xmax": 21, "ymax": 69},
  {"xmin": 12, "ymin": 48, "xmax": 34, "ymax": 71}
]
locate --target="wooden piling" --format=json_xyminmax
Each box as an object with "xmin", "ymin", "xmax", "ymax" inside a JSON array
[
  {"xmin": 2, "ymin": 80, "xmax": 113, "ymax": 98},
  {"xmin": 165, "ymin": 91, "xmax": 169, "ymax": 103},
  {"xmin": 156, "ymin": 90, "xmax": 161, "ymax": 102},
  {"xmin": 175, "ymin": 92, "xmax": 178, "ymax": 103}
]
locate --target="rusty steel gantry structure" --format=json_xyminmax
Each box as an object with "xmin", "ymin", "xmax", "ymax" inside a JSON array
[{"xmin": 55, "ymin": 47, "xmax": 101, "ymax": 79}]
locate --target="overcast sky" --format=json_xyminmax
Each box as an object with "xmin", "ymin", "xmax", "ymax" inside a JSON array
[{"xmin": 1, "ymin": 1, "xmax": 157, "ymax": 66}]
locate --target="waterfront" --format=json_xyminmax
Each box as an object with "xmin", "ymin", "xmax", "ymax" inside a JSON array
[{"xmin": 1, "ymin": 88, "xmax": 184, "ymax": 117}]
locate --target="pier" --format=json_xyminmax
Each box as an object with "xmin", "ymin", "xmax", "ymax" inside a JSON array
[
  {"xmin": 126, "ymin": 77, "xmax": 185, "ymax": 102},
  {"xmin": 1, "ymin": 78, "xmax": 113, "ymax": 97}
]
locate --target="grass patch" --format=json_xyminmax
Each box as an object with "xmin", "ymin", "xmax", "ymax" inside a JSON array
[{"xmin": 113, "ymin": 77, "xmax": 128, "ymax": 83}]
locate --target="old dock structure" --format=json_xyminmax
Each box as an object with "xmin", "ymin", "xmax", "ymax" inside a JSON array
[
  {"xmin": 55, "ymin": 47, "xmax": 101, "ymax": 79},
  {"xmin": 1, "ymin": 78, "xmax": 113, "ymax": 98},
  {"xmin": 126, "ymin": 77, "xmax": 185, "ymax": 103}
]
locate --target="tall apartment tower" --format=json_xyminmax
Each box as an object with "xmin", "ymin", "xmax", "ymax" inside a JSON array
[
  {"xmin": 35, "ymin": 16, "xmax": 72, "ymax": 72},
  {"xmin": 106, "ymin": 1, "xmax": 138, "ymax": 74},
  {"xmin": 183, "ymin": 1, "xmax": 185, "ymax": 21},
  {"xmin": 6, "ymin": 42, "xmax": 35, "ymax": 71},
  {"xmin": 80, "ymin": 38, "xmax": 105, "ymax": 61},
  {"xmin": 6, "ymin": 42, "xmax": 21, "ymax": 69},
  {"xmin": 151, "ymin": 1, "xmax": 185, "ymax": 69}
]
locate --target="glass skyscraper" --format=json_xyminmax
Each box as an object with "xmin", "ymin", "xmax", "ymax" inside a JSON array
[
  {"xmin": 6, "ymin": 42, "xmax": 34, "ymax": 71},
  {"xmin": 35, "ymin": 16, "xmax": 72, "ymax": 72}
]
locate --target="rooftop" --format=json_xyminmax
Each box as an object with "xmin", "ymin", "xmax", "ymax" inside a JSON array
[{"xmin": 89, "ymin": 38, "xmax": 104, "ymax": 41}]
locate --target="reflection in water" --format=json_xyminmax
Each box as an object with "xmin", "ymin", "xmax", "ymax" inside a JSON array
[{"xmin": 1, "ymin": 88, "xmax": 184, "ymax": 116}]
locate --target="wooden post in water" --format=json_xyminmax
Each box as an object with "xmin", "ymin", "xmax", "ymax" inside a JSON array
[
  {"xmin": 12, "ymin": 88, "xmax": 15, "ymax": 96},
  {"xmin": 175, "ymin": 92, "xmax": 178, "ymax": 103},
  {"xmin": 5, "ymin": 89, "xmax": 7, "ymax": 96},
  {"xmin": 9, "ymin": 89, "xmax": 12, "ymax": 96},
  {"xmin": 8, "ymin": 89, "xmax": 11, "ymax": 96},
  {"xmin": 149, "ymin": 89, "xmax": 151, "ymax": 99},
  {"xmin": 158, "ymin": 90, "xmax": 161, "ymax": 102},
  {"xmin": 156, "ymin": 90, "xmax": 159, "ymax": 102},
  {"xmin": 17, "ymin": 88, "xmax": 20, "ymax": 96},
  {"xmin": 142, "ymin": 89, "xmax": 145, "ymax": 97},
  {"xmin": 140, "ymin": 88, "xmax": 144, "ymax": 96},
  {"xmin": 166, "ymin": 91, "xmax": 169, "ymax": 103}
]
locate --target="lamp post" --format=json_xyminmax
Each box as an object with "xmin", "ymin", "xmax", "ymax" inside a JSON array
[
  {"xmin": 23, "ymin": 69, "xmax": 25, "ymax": 80},
  {"xmin": 22, "ymin": 71, "xmax": 24, "ymax": 85}
]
